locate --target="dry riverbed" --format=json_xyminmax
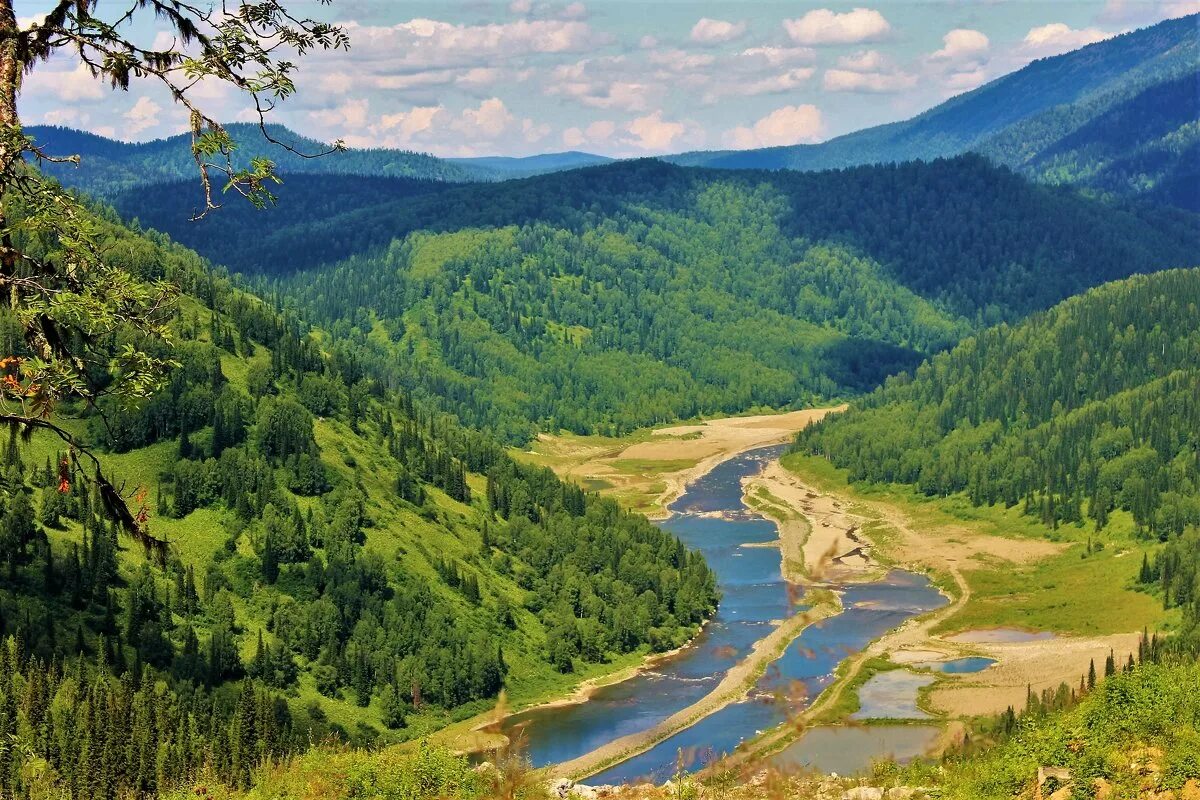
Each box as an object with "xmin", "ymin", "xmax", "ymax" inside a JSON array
[
  {"xmin": 518, "ymin": 409, "xmax": 843, "ymax": 518},
  {"xmin": 730, "ymin": 455, "xmax": 1149, "ymax": 767},
  {"xmin": 455, "ymin": 409, "xmax": 1145, "ymax": 780}
]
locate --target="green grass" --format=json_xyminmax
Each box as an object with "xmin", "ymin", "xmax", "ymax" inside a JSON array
[
  {"xmin": 942, "ymin": 546, "xmax": 1171, "ymax": 636},
  {"xmin": 609, "ymin": 457, "xmax": 697, "ymax": 474},
  {"xmin": 780, "ymin": 452, "xmax": 1172, "ymax": 636}
]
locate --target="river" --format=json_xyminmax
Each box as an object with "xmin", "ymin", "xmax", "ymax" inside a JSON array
[{"xmin": 501, "ymin": 444, "xmax": 946, "ymax": 782}]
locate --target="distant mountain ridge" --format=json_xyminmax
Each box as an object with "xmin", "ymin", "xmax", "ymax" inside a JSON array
[
  {"xmin": 450, "ymin": 151, "xmax": 614, "ymax": 178},
  {"xmin": 665, "ymin": 13, "xmax": 1199, "ymax": 208},
  {"xmin": 26, "ymin": 123, "xmax": 613, "ymax": 196},
  {"xmin": 31, "ymin": 15, "xmax": 1197, "ymax": 206}
]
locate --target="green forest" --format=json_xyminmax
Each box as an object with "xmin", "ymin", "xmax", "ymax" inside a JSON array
[
  {"xmin": 98, "ymin": 156, "xmax": 1199, "ymax": 441},
  {"xmin": 795, "ymin": 268, "xmax": 1200, "ymax": 537},
  {"xmin": 0, "ymin": 198, "xmax": 717, "ymax": 797},
  {"xmin": 3, "ymin": 5, "xmax": 1200, "ymax": 798}
]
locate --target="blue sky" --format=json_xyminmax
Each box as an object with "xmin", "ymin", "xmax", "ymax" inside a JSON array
[{"xmin": 18, "ymin": 0, "xmax": 1199, "ymax": 157}]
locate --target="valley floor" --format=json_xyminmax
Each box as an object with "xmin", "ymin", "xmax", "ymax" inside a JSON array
[
  {"xmin": 437, "ymin": 409, "xmax": 1169, "ymax": 783},
  {"xmin": 732, "ymin": 454, "xmax": 1154, "ymax": 769},
  {"xmin": 517, "ymin": 409, "xmax": 842, "ymax": 518}
]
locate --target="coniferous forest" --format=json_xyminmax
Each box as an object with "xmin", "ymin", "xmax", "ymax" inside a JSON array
[
  {"xmin": 0, "ymin": 200, "xmax": 716, "ymax": 797},
  {"xmin": 1, "ymin": 3, "xmax": 1199, "ymax": 799},
  {"xmin": 795, "ymin": 269, "xmax": 1200, "ymax": 537},
  {"xmin": 95, "ymin": 156, "xmax": 1200, "ymax": 442}
]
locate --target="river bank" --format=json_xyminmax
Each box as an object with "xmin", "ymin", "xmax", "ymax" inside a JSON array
[
  {"xmin": 553, "ymin": 591, "xmax": 842, "ymax": 780},
  {"xmin": 715, "ymin": 452, "xmax": 1155, "ymax": 773},
  {"xmin": 495, "ymin": 416, "xmax": 947, "ymax": 782},
  {"xmin": 518, "ymin": 408, "xmax": 843, "ymax": 519},
  {"xmin": 457, "ymin": 410, "xmax": 1143, "ymax": 783}
]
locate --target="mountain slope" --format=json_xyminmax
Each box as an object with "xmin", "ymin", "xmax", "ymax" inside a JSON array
[
  {"xmin": 0, "ymin": 194, "xmax": 719, "ymax": 797},
  {"xmin": 980, "ymin": 71, "xmax": 1200, "ymax": 208},
  {"xmin": 102, "ymin": 155, "xmax": 1199, "ymax": 441},
  {"xmin": 28, "ymin": 126, "xmax": 616, "ymax": 199},
  {"xmin": 669, "ymin": 14, "xmax": 1199, "ymax": 206},
  {"xmin": 450, "ymin": 151, "xmax": 614, "ymax": 178},
  {"xmin": 26, "ymin": 123, "xmax": 484, "ymax": 196},
  {"xmin": 796, "ymin": 268, "xmax": 1200, "ymax": 537}
]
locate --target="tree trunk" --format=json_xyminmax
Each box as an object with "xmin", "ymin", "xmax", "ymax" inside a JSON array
[
  {"xmin": 0, "ymin": 0, "xmax": 21, "ymax": 280},
  {"xmin": 0, "ymin": 0, "xmax": 19, "ymax": 131}
]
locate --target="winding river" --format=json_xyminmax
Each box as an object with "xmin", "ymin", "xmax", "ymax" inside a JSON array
[{"xmin": 501, "ymin": 444, "xmax": 947, "ymax": 782}]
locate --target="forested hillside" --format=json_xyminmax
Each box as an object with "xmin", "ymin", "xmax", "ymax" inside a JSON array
[
  {"xmin": 26, "ymin": 124, "xmax": 483, "ymax": 197},
  {"xmin": 449, "ymin": 151, "xmax": 614, "ymax": 178},
  {"xmin": 27, "ymin": 126, "xmax": 614, "ymax": 199},
  {"xmin": 796, "ymin": 268, "xmax": 1200, "ymax": 539},
  {"xmin": 106, "ymin": 155, "xmax": 1200, "ymax": 441},
  {"xmin": 670, "ymin": 14, "xmax": 1198, "ymax": 208},
  {"xmin": 0, "ymin": 198, "xmax": 718, "ymax": 798}
]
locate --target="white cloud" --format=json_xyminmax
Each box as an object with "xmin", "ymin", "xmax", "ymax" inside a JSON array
[
  {"xmin": 509, "ymin": 0, "xmax": 532, "ymax": 14},
  {"xmin": 931, "ymin": 29, "xmax": 990, "ymax": 62},
  {"xmin": 1100, "ymin": 0, "xmax": 1199, "ymax": 23},
  {"xmin": 784, "ymin": 8, "xmax": 891, "ymax": 45},
  {"xmin": 690, "ymin": 18, "xmax": 747, "ymax": 45},
  {"xmin": 309, "ymin": 98, "xmax": 371, "ymax": 130},
  {"xmin": 590, "ymin": 81, "xmax": 652, "ymax": 110},
  {"xmin": 1162, "ymin": 0, "xmax": 1200, "ymax": 15},
  {"xmin": 39, "ymin": 62, "xmax": 106, "ymax": 102},
  {"xmin": 41, "ymin": 108, "xmax": 86, "ymax": 126},
  {"xmin": 744, "ymin": 68, "xmax": 816, "ymax": 95},
  {"xmin": 562, "ymin": 127, "xmax": 586, "ymax": 147},
  {"xmin": 1021, "ymin": 23, "xmax": 1113, "ymax": 58},
  {"xmin": 17, "ymin": 12, "xmax": 48, "ymax": 29},
  {"xmin": 453, "ymin": 97, "xmax": 515, "ymax": 139},
  {"xmin": 639, "ymin": 35, "xmax": 659, "ymax": 49},
  {"xmin": 562, "ymin": 119, "xmax": 615, "ymax": 148},
  {"xmin": 823, "ymin": 68, "xmax": 916, "ymax": 93},
  {"xmin": 726, "ymin": 104, "xmax": 824, "ymax": 148},
  {"xmin": 585, "ymin": 120, "xmax": 615, "ymax": 141},
  {"xmin": 648, "ymin": 49, "xmax": 717, "ymax": 72},
  {"xmin": 375, "ymin": 105, "xmax": 444, "ymax": 140},
  {"xmin": 522, "ymin": 118, "xmax": 551, "ymax": 143},
  {"xmin": 739, "ymin": 46, "xmax": 816, "ymax": 67},
  {"xmin": 521, "ymin": 121, "xmax": 550, "ymax": 144},
  {"xmin": 457, "ymin": 68, "xmax": 505, "ymax": 90},
  {"xmin": 124, "ymin": 96, "xmax": 161, "ymax": 135},
  {"xmin": 836, "ymin": 50, "xmax": 886, "ymax": 72},
  {"xmin": 339, "ymin": 17, "xmax": 606, "ymax": 71},
  {"xmin": 941, "ymin": 68, "xmax": 989, "ymax": 92},
  {"xmin": 561, "ymin": 2, "xmax": 588, "ymax": 20},
  {"xmin": 548, "ymin": 60, "xmax": 657, "ymax": 111},
  {"xmin": 623, "ymin": 110, "xmax": 686, "ymax": 151},
  {"xmin": 924, "ymin": 30, "xmax": 991, "ymax": 95}
]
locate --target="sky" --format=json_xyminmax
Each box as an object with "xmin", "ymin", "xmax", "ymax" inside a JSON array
[{"xmin": 16, "ymin": 0, "xmax": 1200, "ymax": 158}]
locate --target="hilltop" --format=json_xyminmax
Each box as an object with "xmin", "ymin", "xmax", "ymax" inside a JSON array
[{"xmin": 25, "ymin": 124, "xmax": 613, "ymax": 200}]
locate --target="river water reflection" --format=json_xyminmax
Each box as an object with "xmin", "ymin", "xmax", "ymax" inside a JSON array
[{"xmin": 500, "ymin": 445, "xmax": 947, "ymax": 782}]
